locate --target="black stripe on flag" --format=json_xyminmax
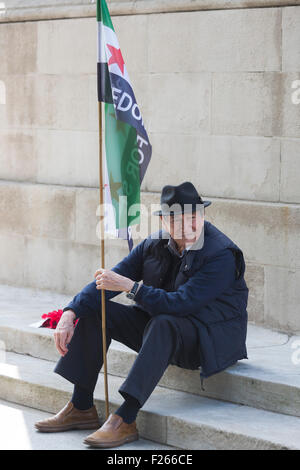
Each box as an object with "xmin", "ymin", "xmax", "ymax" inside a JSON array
[{"xmin": 97, "ymin": 62, "xmax": 113, "ymax": 103}]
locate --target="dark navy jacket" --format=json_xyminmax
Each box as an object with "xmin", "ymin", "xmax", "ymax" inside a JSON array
[{"xmin": 64, "ymin": 220, "xmax": 249, "ymax": 381}]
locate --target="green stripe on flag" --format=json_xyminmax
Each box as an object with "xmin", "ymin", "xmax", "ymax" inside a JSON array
[
  {"xmin": 97, "ymin": 0, "xmax": 114, "ymax": 30},
  {"xmin": 105, "ymin": 103, "xmax": 140, "ymax": 230}
]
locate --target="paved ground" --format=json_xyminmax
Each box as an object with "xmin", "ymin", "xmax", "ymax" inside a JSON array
[{"xmin": 0, "ymin": 399, "xmax": 177, "ymax": 451}]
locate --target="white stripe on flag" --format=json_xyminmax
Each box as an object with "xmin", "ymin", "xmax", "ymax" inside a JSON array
[{"xmin": 98, "ymin": 22, "xmax": 131, "ymax": 84}]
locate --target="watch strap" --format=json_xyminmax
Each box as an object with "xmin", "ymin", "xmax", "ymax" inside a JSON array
[{"xmin": 126, "ymin": 281, "xmax": 139, "ymax": 298}]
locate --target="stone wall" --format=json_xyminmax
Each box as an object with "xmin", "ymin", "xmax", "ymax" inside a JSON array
[{"xmin": 0, "ymin": 1, "xmax": 299, "ymax": 333}]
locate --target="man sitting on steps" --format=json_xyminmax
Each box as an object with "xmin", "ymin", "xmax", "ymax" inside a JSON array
[{"xmin": 35, "ymin": 181, "xmax": 249, "ymax": 448}]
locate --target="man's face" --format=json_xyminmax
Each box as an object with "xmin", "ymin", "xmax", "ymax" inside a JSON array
[{"xmin": 160, "ymin": 208, "xmax": 205, "ymax": 246}]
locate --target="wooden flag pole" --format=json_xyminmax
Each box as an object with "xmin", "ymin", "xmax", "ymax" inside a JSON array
[{"xmin": 98, "ymin": 100, "xmax": 110, "ymax": 421}]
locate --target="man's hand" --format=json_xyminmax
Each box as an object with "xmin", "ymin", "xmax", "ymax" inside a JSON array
[
  {"xmin": 94, "ymin": 268, "xmax": 134, "ymax": 293},
  {"xmin": 54, "ymin": 310, "xmax": 76, "ymax": 356}
]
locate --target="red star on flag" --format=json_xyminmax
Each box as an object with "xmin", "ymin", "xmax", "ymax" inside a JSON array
[{"xmin": 107, "ymin": 44, "xmax": 125, "ymax": 75}]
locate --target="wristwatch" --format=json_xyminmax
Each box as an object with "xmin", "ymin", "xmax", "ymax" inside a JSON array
[{"xmin": 126, "ymin": 281, "xmax": 140, "ymax": 300}]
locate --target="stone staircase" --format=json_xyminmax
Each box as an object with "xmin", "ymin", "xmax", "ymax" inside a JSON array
[{"xmin": 0, "ymin": 284, "xmax": 300, "ymax": 450}]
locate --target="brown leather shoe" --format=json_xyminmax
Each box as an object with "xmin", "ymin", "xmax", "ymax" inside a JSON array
[
  {"xmin": 35, "ymin": 401, "xmax": 101, "ymax": 433},
  {"xmin": 83, "ymin": 413, "xmax": 139, "ymax": 448}
]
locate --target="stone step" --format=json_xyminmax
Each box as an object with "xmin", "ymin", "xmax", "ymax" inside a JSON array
[
  {"xmin": 0, "ymin": 399, "xmax": 178, "ymax": 451},
  {"xmin": 0, "ymin": 351, "xmax": 300, "ymax": 450},
  {"xmin": 0, "ymin": 284, "xmax": 300, "ymax": 419}
]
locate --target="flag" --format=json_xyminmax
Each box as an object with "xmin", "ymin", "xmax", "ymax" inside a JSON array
[{"xmin": 97, "ymin": 0, "xmax": 152, "ymax": 252}]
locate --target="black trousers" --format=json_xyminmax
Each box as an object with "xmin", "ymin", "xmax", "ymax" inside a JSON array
[{"xmin": 54, "ymin": 299, "xmax": 200, "ymax": 408}]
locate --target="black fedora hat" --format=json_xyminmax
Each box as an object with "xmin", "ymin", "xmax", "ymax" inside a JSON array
[{"xmin": 152, "ymin": 182, "xmax": 212, "ymax": 216}]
